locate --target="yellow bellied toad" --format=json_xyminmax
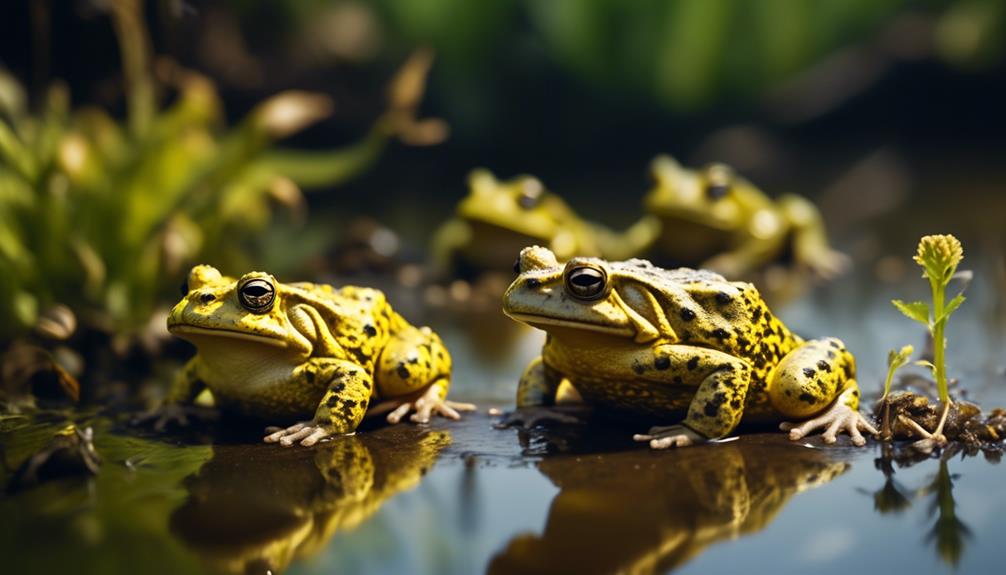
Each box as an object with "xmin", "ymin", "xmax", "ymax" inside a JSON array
[
  {"xmin": 622, "ymin": 155, "xmax": 848, "ymax": 280},
  {"xmin": 431, "ymin": 169, "xmax": 614, "ymax": 278},
  {"xmin": 501, "ymin": 246, "xmax": 875, "ymax": 448},
  {"xmin": 165, "ymin": 265, "xmax": 475, "ymax": 447}
]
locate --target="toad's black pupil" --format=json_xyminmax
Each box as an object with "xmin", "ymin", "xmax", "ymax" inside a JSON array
[
  {"xmin": 707, "ymin": 183, "xmax": 729, "ymax": 200},
  {"xmin": 518, "ymin": 193, "xmax": 540, "ymax": 210},
  {"xmin": 571, "ymin": 272, "xmax": 601, "ymax": 287},
  {"xmin": 244, "ymin": 285, "xmax": 270, "ymax": 297}
]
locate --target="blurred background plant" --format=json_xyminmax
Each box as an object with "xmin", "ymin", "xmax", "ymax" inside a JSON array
[{"xmin": 0, "ymin": 0, "xmax": 444, "ymax": 372}]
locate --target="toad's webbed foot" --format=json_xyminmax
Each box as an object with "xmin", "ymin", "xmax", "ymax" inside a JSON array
[
  {"xmin": 781, "ymin": 402, "xmax": 877, "ymax": 446},
  {"xmin": 368, "ymin": 382, "xmax": 477, "ymax": 424},
  {"xmin": 633, "ymin": 424, "xmax": 707, "ymax": 449},
  {"xmin": 493, "ymin": 405, "xmax": 590, "ymax": 429},
  {"xmin": 264, "ymin": 421, "xmax": 344, "ymax": 447},
  {"xmin": 131, "ymin": 404, "xmax": 219, "ymax": 432}
]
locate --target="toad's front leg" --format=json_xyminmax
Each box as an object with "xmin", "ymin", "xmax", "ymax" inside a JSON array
[
  {"xmin": 264, "ymin": 360, "xmax": 372, "ymax": 447},
  {"xmin": 632, "ymin": 346, "xmax": 752, "ymax": 449}
]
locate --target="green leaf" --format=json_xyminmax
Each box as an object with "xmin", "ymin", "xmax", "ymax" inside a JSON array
[
  {"xmin": 936, "ymin": 293, "xmax": 966, "ymax": 324},
  {"xmin": 892, "ymin": 299, "xmax": 930, "ymax": 327}
]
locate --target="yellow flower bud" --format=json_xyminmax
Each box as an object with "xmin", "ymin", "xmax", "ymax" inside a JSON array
[{"xmin": 914, "ymin": 234, "xmax": 963, "ymax": 284}]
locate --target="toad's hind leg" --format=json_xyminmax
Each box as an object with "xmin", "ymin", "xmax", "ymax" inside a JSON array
[
  {"xmin": 372, "ymin": 325, "xmax": 475, "ymax": 424},
  {"xmin": 769, "ymin": 337, "xmax": 876, "ymax": 445}
]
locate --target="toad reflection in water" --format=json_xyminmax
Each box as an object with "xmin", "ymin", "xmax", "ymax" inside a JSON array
[
  {"xmin": 169, "ymin": 430, "xmax": 450, "ymax": 575},
  {"xmin": 489, "ymin": 441, "xmax": 849, "ymax": 575}
]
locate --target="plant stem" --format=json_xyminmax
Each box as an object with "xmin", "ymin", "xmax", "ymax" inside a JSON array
[{"xmin": 930, "ymin": 277, "xmax": 949, "ymax": 405}]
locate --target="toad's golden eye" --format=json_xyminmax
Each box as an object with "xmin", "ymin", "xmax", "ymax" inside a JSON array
[
  {"xmin": 565, "ymin": 265, "xmax": 607, "ymax": 300},
  {"xmin": 238, "ymin": 278, "xmax": 275, "ymax": 313}
]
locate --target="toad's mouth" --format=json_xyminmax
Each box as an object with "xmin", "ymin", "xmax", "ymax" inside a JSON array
[
  {"xmin": 503, "ymin": 311, "xmax": 635, "ymax": 338},
  {"xmin": 168, "ymin": 325, "xmax": 289, "ymax": 348}
]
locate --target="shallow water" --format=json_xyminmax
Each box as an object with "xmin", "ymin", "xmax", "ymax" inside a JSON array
[{"xmin": 3, "ymin": 232, "xmax": 1006, "ymax": 575}]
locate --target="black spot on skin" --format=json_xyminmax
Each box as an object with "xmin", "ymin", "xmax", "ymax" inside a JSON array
[
  {"xmin": 829, "ymin": 340, "xmax": 841, "ymax": 349},
  {"xmin": 363, "ymin": 324, "xmax": 377, "ymax": 337},
  {"xmin": 305, "ymin": 371, "xmax": 315, "ymax": 383},
  {"xmin": 316, "ymin": 415, "xmax": 331, "ymax": 425},
  {"xmin": 654, "ymin": 356, "xmax": 671, "ymax": 370},
  {"xmin": 687, "ymin": 357, "xmax": 700, "ymax": 371},
  {"xmin": 752, "ymin": 307, "xmax": 763, "ymax": 322},
  {"xmin": 326, "ymin": 396, "xmax": 339, "ymax": 407},
  {"xmin": 802, "ymin": 367, "xmax": 816, "ymax": 378},
  {"xmin": 715, "ymin": 292, "xmax": 732, "ymax": 304},
  {"xmin": 704, "ymin": 402, "xmax": 720, "ymax": 417},
  {"xmin": 843, "ymin": 363, "xmax": 853, "ymax": 379},
  {"xmin": 798, "ymin": 392, "xmax": 817, "ymax": 404},
  {"xmin": 361, "ymin": 399, "xmax": 369, "ymax": 409},
  {"xmin": 737, "ymin": 337, "xmax": 750, "ymax": 349},
  {"xmin": 711, "ymin": 328, "xmax": 730, "ymax": 340},
  {"xmin": 632, "ymin": 361, "xmax": 645, "ymax": 375},
  {"xmin": 827, "ymin": 350, "xmax": 836, "ymax": 359},
  {"xmin": 333, "ymin": 383, "xmax": 346, "ymax": 393},
  {"xmin": 817, "ymin": 360, "xmax": 831, "ymax": 372},
  {"xmin": 408, "ymin": 356, "xmax": 419, "ymax": 364},
  {"xmin": 397, "ymin": 363, "xmax": 411, "ymax": 380},
  {"xmin": 681, "ymin": 331, "xmax": 692, "ymax": 342},
  {"xmin": 363, "ymin": 379, "xmax": 371, "ymax": 390},
  {"xmin": 680, "ymin": 308, "xmax": 696, "ymax": 321},
  {"xmin": 343, "ymin": 399, "xmax": 357, "ymax": 408},
  {"xmin": 730, "ymin": 398, "xmax": 742, "ymax": 409},
  {"xmin": 852, "ymin": 389, "xmax": 860, "ymax": 397}
]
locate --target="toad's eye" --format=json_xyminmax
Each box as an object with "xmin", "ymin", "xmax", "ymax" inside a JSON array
[
  {"xmin": 565, "ymin": 266, "xmax": 607, "ymax": 300},
  {"xmin": 706, "ymin": 182, "xmax": 730, "ymax": 200},
  {"xmin": 517, "ymin": 178, "xmax": 544, "ymax": 210},
  {"xmin": 238, "ymin": 278, "xmax": 275, "ymax": 313},
  {"xmin": 704, "ymin": 164, "xmax": 732, "ymax": 200}
]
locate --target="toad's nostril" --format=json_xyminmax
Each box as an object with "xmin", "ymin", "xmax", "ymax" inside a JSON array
[{"xmin": 199, "ymin": 292, "xmax": 215, "ymax": 304}]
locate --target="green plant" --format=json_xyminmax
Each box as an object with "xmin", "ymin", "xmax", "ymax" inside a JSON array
[
  {"xmin": 0, "ymin": 1, "xmax": 441, "ymax": 346},
  {"xmin": 881, "ymin": 344, "xmax": 914, "ymax": 402},
  {"xmin": 891, "ymin": 234, "xmax": 966, "ymax": 444}
]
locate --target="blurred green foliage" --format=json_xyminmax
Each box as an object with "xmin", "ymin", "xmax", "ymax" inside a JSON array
[
  {"xmin": 375, "ymin": 0, "xmax": 1003, "ymax": 110},
  {"xmin": 0, "ymin": 1, "xmax": 439, "ymax": 342}
]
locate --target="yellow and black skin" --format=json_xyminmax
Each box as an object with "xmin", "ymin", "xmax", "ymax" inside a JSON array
[
  {"xmin": 166, "ymin": 265, "xmax": 474, "ymax": 447},
  {"xmin": 431, "ymin": 169, "xmax": 616, "ymax": 278},
  {"xmin": 501, "ymin": 246, "xmax": 876, "ymax": 449},
  {"xmin": 613, "ymin": 155, "xmax": 848, "ymax": 280}
]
